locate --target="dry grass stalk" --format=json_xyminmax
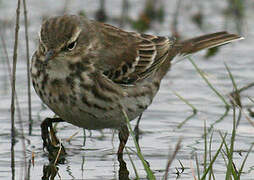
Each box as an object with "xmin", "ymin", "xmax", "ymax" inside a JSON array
[
  {"xmin": 22, "ymin": 0, "xmax": 32, "ymax": 134},
  {"xmin": 164, "ymin": 137, "xmax": 182, "ymax": 180},
  {"xmin": 54, "ymin": 141, "xmax": 63, "ymax": 166},
  {"xmin": 11, "ymin": 0, "xmax": 21, "ymax": 141},
  {"xmin": 11, "ymin": 0, "xmax": 29, "ymax": 178},
  {"xmin": 66, "ymin": 131, "xmax": 79, "ymax": 143}
]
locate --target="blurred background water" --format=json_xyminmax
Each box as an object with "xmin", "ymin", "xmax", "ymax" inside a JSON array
[{"xmin": 0, "ymin": 0, "xmax": 254, "ymax": 179}]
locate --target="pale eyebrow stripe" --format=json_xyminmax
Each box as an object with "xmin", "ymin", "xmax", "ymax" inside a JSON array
[{"xmin": 68, "ymin": 27, "xmax": 82, "ymax": 44}]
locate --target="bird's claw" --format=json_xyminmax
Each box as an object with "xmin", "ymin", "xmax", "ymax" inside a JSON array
[{"xmin": 41, "ymin": 118, "xmax": 66, "ymax": 163}]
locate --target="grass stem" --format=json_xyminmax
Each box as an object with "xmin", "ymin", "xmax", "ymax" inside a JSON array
[
  {"xmin": 22, "ymin": 0, "xmax": 32, "ymax": 135},
  {"xmin": 164, "ymin": 137, "xmax": 182, "ymax": 180},
  {"xmin": 188, "ymin": 57, "xmax": 230, "ymax": 108},
  {"xmin": 122, "ymin": 109, "xmax": 155, "ymax": 180}
]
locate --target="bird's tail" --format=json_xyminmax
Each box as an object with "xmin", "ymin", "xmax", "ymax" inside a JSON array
[
  {"xmin": 177, "ymin": 31, "xmax": 243, "ymax": 55},
  {"xmin": 156, "ymin": 31, "xmax": 243, "ymax": 80}
]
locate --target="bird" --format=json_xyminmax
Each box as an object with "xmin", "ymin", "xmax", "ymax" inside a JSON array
[{"xmin": 30, "ymin": 14, "xmax": 242, "ymax": 156}]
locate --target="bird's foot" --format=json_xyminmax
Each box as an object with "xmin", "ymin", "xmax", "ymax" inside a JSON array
[{"xmin": 41, "ymin": 117, "xmax": 66, "ymax": 163}]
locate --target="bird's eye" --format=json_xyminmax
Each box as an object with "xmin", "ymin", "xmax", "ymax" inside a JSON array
[{"xmin": 67, "ymin": 41, "xmax": 77, "ymax": 51}]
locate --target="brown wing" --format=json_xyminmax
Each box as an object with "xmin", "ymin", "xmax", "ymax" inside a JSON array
[{"xmin": 93, "ymin": 22, "xmax": 174, "ymax": 85}]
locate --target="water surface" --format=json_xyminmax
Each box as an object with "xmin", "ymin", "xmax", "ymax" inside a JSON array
[{"xmin": 0, "ymin": 0, "xmax": 254, "ymax": 179}]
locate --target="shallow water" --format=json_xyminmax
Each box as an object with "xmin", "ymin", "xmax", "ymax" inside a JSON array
[{"xmin": 0, "ymin": 0, "xmax": 254, "ymax": 179}]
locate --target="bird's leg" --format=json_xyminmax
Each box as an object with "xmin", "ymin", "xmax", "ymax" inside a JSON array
[
  {"xmin": 41, "ymin": 117, "xmax": 65, "ymax": 152},
  {"xmin": 134, "ymin": 113, "xmax": 142, "ymax": 143},
  {"xmin": 118, "ymin": 149, "xmax": 130, "ymax": 180},
  {"xmin": 49, "ymin": 122, "xmax": 59, "ymax": 146},
  {"xmin": 117, "ymin": 124, "xmax": 129, "ymax": 155}
]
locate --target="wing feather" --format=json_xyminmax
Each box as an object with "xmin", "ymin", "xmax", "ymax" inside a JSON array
[{"xmin": 94, "ymin": 22, "xmax": 174, "ymax": 85}]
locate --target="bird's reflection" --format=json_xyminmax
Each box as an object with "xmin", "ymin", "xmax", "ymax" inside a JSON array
[
  {"xmin": 41, "ymin": 114, "xmax": 145, "ymax": 180},
  {"xmin": 42, "ymin": 151, "xmax": 131, "ymax": 180},
  {"xmin": 42, "ymin": 146, "xmax": 65, "ymax": 180},
  {"xmin": 42, "ymin": 130, "xmax": 150, "ymax": 180},
  {"xmin": 118, "ymin": 154, "xmax": 130, "ymax": 180},
  {"xmin": 42, "ymin": 164, "xmax": 59, "ymax": 180}
]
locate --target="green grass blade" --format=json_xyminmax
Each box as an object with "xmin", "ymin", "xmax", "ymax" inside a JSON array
[
  {"xmin": 220, "ymin": 149, "xmax": 228, "ymax": 167},
  {"xmin": 219, "ymin": 132, "xmax": 230, "ymax": 155},
  {"xmin": 225, "ymin": 63, "xmax": 243, "ymax": 127},
  {"xmin": 237, "ymin": 144, "xmax": 254, "ymax": 178},
  {"xmin": 208, "ymin": 131, "xmax": 215, "ymax": 180},
  {"xmin": 203, "ymin": 120, "xmax": 207, "ymax": 174},
  {"xmin": 172, "ymin": 91, "xmax": 198, "ymax": 128},
  {"xmin": 219, "ymin": 129, "xmax": 238, "ymax": 179},
  {"xmin": 207, "ymin": 108, "xmax": 229, "ymax": 134},
  {"xmin": 172, "ymin": 91, "xmax": 197, "ymax": 113},
  {"xmin": 195, "ymin": 153, "xmax": 201, "ymax": 180},
  {"xmin": 224, "ymin": 63, "xmax": 238, "ymax": 90},
  {"xmin": 226, "ymin": 106, "xmax": 237, "ymax": 179},
  {"xmin": 126, "ymin": 147, "xmax": 140, "ymax": 180},
  {"xmin": 177, "ymin": 112, "xmax": 197, "ymax": 129},
  {"xmin": 122, "ymin": 109, "xmax": 156, "ymax": 180},
  {"xmin": 235, "ymin": 82, "xmax": 254, "ymax": 94},
  {"xmin": 188, "ymin": 57, "xmax": 230, "ymax": 107},
  {"xmin": 200, "ymin": 133, "xmax": 226, "ymax": 180}
]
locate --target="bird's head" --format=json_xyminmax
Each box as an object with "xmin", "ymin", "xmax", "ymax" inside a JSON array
[{"xmin": 38, "ymin": 15, "xmax": 92, "ymax": 64}]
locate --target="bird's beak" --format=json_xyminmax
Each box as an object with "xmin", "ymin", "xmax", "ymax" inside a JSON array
[{"xmin": 44, "ymin": 50, "xmax": 56, "ymax": 64}]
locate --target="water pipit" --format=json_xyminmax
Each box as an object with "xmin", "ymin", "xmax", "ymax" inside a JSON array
[{"xmin": 31, "ymin": 15, "xmax": 242, "ymax": 156}]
